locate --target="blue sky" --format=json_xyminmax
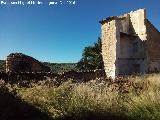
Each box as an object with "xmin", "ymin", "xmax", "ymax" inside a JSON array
[{"xmin": 0, "ymin": 0, "xmax": 160, "ymax": 63}]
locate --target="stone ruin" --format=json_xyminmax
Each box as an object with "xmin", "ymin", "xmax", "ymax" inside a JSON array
[
  {"xmin": 100, "ymin": 9, "xmax": 160, "ymax": 78},
  {"xmin": 0, "ymin": 53, "xmax": 105, "ymax": 82},
  {"xmin": 5, "ymin": 9, "xmax": 160, "ymax": 81},
  {"xmin": 0, "ymin": 69, "xmax": 106, "ymax": 83},
  {"xmin": 6, "ymin": 53, "xmax": 50, "ymax": 73}
]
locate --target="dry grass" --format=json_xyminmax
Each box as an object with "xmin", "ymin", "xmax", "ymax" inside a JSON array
[{"xmin": 1, "ymin": 73, "xmax": 160, "ymax": 120}]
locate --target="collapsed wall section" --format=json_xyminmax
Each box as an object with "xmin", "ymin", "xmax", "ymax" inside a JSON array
[
  {"xmin": 119, "ymin": 9, "xmax": 148, "ymax": 75},
  {"xmin": 6, "ymin": 53, "xmax": 51, "ymax": 73},
  {"xmin": 129, "ymin": 9, "xmax": 147, "ymax": 40},
  {"xmin": 100, "ymin": 9, "xmax": 148, "ymax": 78},
  {"xmin": 146, "ymin": 20, "xmax": 160, "ymax": 72}
]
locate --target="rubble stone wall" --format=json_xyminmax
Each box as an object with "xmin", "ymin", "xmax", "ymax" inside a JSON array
[
  {"xmin": 101, "ymin": 20, "xmax": 119, "ymax": 78},
  {"xmin": 100, "ymin": 9, "xmax": 159, "ymax": 78},
  {"xmin": 6, "ymin": 53, "xmax": 50, "ymax": 73},
  {"xmin": 0, "ymin": 69, "xmax": 106, "ymax": 83}
]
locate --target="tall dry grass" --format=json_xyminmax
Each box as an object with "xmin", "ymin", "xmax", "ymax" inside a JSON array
[
  {"xmin": 1, "ymin": 73, "xmax": 160, "ymax": 120},
  {"xmin": 125, "ymin": 74, "xmax": 160, "ymax": 120}
]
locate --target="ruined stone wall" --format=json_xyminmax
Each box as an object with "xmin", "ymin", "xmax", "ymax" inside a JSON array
[
  {"xmin": 118, "ymin": 33, "xmax": 147, "ymax": 75},
  {"xmin": 129, "ymin": 9, "xmax": 147, "ymax": 40},
  {"xmin": 120, "ymin": 34, "xmax": 134, "ymax": 58},
  {"xmin": 128, "ymin": 9, "xmax": 148, "ymax": 73},
  {"xmin": 119, "ymin": 14, "xmax": 130, "ymax": 34},
  {"xmin": 117, "ymin": 9, "xmax": 147, "ymax": 39},
  {"xmin": 0, "ymin": 70, "xmax": 106, "ymax": 83},
  {"xmin": 101, "ymin": 19, "xmax": 120, "ymax": 78},
  {"xmin": 119, "ymin": 9, "xmax": 148, "ymax": 74},
  {"xmin": 146, "ymin": 20, "xmax": 160, "ymax": 72},
  {"xmin": 118, "ymin": 34, "xmax": 135, "ymax": 75},
  {"xmin": 6, "ymin": 53, "xmax": 50, "ymax": 73},
  {"xmin": 100, "ymin": 9, "xmax": 149, "ymax": 78}
]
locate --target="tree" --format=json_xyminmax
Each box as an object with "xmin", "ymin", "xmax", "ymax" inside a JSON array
[{"xmin": 76, "ymin": 37, "xmax": 104, "ymax": 71}]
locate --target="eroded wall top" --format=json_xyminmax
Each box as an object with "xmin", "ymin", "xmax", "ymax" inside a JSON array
[
  {"xmin": 6, "ymin": 53, "xmax": 51, "ymax": 73},
  {"xmin": 100, "ymin": 9, "xmax": 147, "ymax": 40}
]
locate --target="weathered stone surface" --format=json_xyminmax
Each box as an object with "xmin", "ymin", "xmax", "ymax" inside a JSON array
[
  {"xmin": 0, "ymin": 69, "xmax": 106, "ymax": 82},
  {"xmin": 6, "ymin": 53, "xmax": 50, "ymax": 73},
  {"xmin": 100, "ymin": 9, "xmax": 160, "ymax": 78}
]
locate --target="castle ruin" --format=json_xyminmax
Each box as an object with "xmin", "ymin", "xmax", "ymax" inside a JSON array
[
  {"xmin": 6, "ymin": 53, "xmax": 50, "ymax": 73},
  {"xmin": 100, "ymin": 9, "xmax": 160, "ymax": 78}
]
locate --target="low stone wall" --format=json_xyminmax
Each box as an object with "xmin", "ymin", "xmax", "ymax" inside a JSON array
[
  {"xmin": 0, "ymin": 70, "xmax": 106, "ymax": 83},
  {"xmin": 59, "ymin": 70, "xmax": 106, "ymax": 82}
]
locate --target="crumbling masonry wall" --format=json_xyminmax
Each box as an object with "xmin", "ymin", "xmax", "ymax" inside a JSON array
[
  {"xmin": 6, "ymin": 53, "xmax": 50, "ymax": 73},
  {"xmin": 100, "ymin": 9, "xmax": 160, "ymax": 78},
  {"xmin": 101, "ymin": 20, "xmax": 119, "ymax": 78},
  {"xmin": 146, "ymin": 20, "xmax": 160, "ymax": 72}
]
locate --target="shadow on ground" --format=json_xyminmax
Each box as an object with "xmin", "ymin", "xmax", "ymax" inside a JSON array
[
  {"xmin": 0, "ymin": 86, "xmax": 129, "ymax": 120},
  {"xmin": 0, "ymin": 86, "xmax": 53, "ymax": 120}
]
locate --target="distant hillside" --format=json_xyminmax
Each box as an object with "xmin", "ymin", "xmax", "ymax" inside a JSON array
[
  {"xmin": 43, "ymin": 62, "xmax": 77, "ymax": 73},
  {"xmin": 0, "ymin": 60, "xmax": 77, "ymax": 73}
]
